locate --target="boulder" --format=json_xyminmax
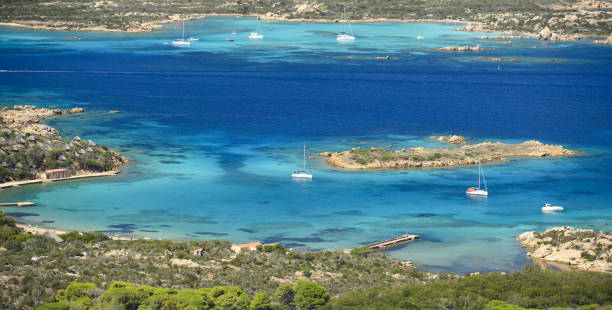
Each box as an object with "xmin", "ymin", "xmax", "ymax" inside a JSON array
[{"xmin": 539, "ymin": 27, "xmax": 552, "ymax": 40}]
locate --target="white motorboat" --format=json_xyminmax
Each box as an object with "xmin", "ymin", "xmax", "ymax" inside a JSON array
[
  {"xmin": 172, "ymin": 19, "xmax": 191, "ymax": 46},
  {"xmin": 416, "ymin": 35, "xmax": 424, "ymax": 40},
  {"xmin": 542, "ymin": 203, "xmax": 564, "ymax": 212},
  {"xmin": 188, "ymin": 37, "xmax": 199, "ymax": 41},
  {"xmin": 337, "ymin": 6, "xmax": 355, "ymax": 41},
  {"xmin": 292, "ymin": 145, "xmax": 312, "ymax": 179},
  {"xmin": 466, "ymin": 160, "xmax": 488, "ymax": 196}
]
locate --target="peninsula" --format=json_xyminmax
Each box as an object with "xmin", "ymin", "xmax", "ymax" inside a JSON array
[
  {"xmin": 517, "ymin": 226, "xmax": 612, "ymax": 273},
  {"xmin": 320, "ymin": 136, "xmax": 577, "ymax": 169},
  {"xmin": 0, "ymin": 105, "xmax": 127, "ymax": 185}
]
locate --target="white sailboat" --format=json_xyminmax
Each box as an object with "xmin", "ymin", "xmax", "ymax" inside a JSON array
[
  {"xmin": 466, "ymin": 160, "xmax": 488, "ymax": 196},
  {"xmin": 337, "ymin": 6, "xmax": 355, "ymax": 41},
  {"xmin": 172, "ymin": 19, "xmax": 191, "ymax": 46},
  {"xmin": 249, "ymin": 18, "xmax": 264, "ymax": 39},
  {"xmin": 292, "ymin": 145, "xmax": 312, "ymax": 179}
]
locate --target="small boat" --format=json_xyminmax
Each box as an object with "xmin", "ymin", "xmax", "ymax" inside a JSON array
[
  {"xmin": 225, "ymin": 38, "xmax": 234, "ymax": 42},
  {"xmin": 466, "ymin": 160, "xmax": 488, "ymax": 196},
  {"xmin": 188, "ymin": 37, "xmax": 199, "ymax": 41},
  {"xmin": 231, "ymin": 31, "xmax": 238, "ymax": 35},
  {"xmin": 249, "ymin": 18, "xmax": 264, "ymax": 39},
  {"xmin": 416, "ymin": 35, "xmax": 424, "ymax": 40},
  {"xmin": 337, "ymin": 6, "xmax": 355, "ymax": 41},
  {"xmin": 542, "ymin": 203, "xmax": 564, "ymax": 212},
  {"xmin": 172, "ymin": 19, "xmax": 191, "ymax": 46},
  {"xmin": 292, "ymin": 145, "xmax": 312, "ymax": 179}
]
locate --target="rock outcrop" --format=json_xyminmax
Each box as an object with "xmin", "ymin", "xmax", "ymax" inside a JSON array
[
  {"xmin": 323, "ymin": 139, "xmax": 578, "ymax": 170},
  {"xmin": 429, "ymin": 135, "xmax": 466, "ymax": 145},
  {"xmin": 594, "ymin": 34, "xmax": 612, "ymax": 46},
  {"xmin": 438, "ymin": 45, "xmax": 491, "ymax": 52},
  {"xmin": 517, "ymin": 227, "xmax": 612, "ymax": 273}
]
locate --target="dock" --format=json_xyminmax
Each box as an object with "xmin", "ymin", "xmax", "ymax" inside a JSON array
[
  {"xmin": 0, "ymin": 171, "xmax": 118, "ymax": 190},
  {"xmin": 368, "ymin": 233, "xmax": 419, "ymax": 250},
  {"xmin": 0, "ymin": 202, "xmax": 36, "ymax": 207}
]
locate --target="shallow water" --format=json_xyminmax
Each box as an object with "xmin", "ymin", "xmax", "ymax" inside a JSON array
[{"xmin": 0, "ymin": 17, "xmax": 611, "ymax": 273}]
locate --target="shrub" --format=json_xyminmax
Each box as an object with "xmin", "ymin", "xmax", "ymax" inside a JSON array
[
  {"xmin": 293, "ymin": 280, "xmax": 330, "ymax": 310},
  {"xmin": 274, "ymin": 284, "xmax": 295, "ymax": 308},
  {"xmin": 250, "ymin": 291, "xmax": 272, "ymax": 310}
]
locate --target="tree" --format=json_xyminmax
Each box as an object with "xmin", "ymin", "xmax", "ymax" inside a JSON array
[
  {"xmin": 250, "ymin": 291, "xmax": 272, "ymax": 310},
  {"xmin": 274, "ymin": 284, "xmax": 295, "ymax": 309},
  {"xmin": 293, "ymin": 280, "xmax": 330, "ymax": 310},
  {"xmin": 484, "ymin": 300, "xmax": 529, "ymax": 310}
]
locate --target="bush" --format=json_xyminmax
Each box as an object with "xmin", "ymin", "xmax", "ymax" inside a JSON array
[
  {"xmin": 349, "ymin": 246, "xmax": 374, "ymax": 257},
  {"xmin": 250, "ymin": 291, "xmax": 272, "ymax": 310},
  {"xmin": 274, "ymin": 284, "xmax": 295, "ymax": 308},
  {"xmin": 293, "ymin": 280, "xmax": 330, "ymax": 310}
]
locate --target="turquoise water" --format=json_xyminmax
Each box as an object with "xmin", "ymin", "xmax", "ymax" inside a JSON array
[{"xmin": 1, "ymin": 17, "xmax": 611, "ymax": 274}]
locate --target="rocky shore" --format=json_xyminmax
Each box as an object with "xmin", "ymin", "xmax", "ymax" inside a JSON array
[
  {"xmin": 437, "ymin": 45, "xmax": 492, "ymax": 52},
  {"xmin": 517, "ymin": 227, "xmax": 612, "ymax": 273},
  {"xmin": 0, "ymin": 105, "xmax": 127, "ymax": 183},
  {"xmin": 320, "ymin": 137, "xmax": 578, "ymax": 169}
]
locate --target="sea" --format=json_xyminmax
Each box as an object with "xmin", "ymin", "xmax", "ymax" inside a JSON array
[{"xmin": 0, "ymin": 17, "xmax": 611, "ymax": 274}]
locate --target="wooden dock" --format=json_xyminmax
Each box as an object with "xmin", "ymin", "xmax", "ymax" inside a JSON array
[
  {"xmin": 368, "ymin": 233, "xmax": 419, "ymax": 250},
  {"xmin": 0, "ymin": 202, "xmax": 36, "ymax": 207}
]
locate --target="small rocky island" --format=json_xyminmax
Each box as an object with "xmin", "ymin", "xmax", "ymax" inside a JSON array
[
  {"xmin": 0, "ymin": 105, "xmax": 127, "ymax": 183},
  {"xmin": 320, "ymin": 136, "xmax": 577, "ymax": 169},
  {"xmin": 517, "ymin": 227, "xmax": 612, "ymax": 273}
]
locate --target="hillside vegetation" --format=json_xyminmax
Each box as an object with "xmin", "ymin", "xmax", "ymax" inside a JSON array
[
  {"xmin": 1, "ymin": 211, "xmax": 611, "ymax": 309},
  {"xmin": 0, "ymin": 0, "xmax": 610, "ymax": 38}
]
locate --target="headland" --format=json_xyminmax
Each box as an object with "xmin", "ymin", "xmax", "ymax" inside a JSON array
[{"xmin": 0, "ymin": 105, "xmax": 127, "ymax": 187}]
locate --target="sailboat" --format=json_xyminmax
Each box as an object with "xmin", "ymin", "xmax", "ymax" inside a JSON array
[
  {"xmin": 337, "ymin": 6, "xmax": 355, "ymax": 41},
  {"xmin": 292, "ymin": 145, "xmax": 312, "ymax": 179},
  {"xmin": 172, "ymin": 19, "xmax": 190, "ymax": 46},
  {"xmin": 466, "ymin": 159, "xmax": 488, "ymax": 196},
  {"xmin": 249, "ymin": 17, "xmax": 264, "ymax": 39}
]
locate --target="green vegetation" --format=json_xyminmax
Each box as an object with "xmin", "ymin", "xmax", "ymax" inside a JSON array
[
  {"xmin": 0, "ymin": 117, "xmax": 125, "ymax": 183},
  {"xmin": 0, "ymin": 0, "xmax": 609, "ymax": 37},
  {"xmin": 332, "ymin": 264, "xmax": 612, "ymax": 309},
  {"xmin": 0, "ymin": 212, "xmax": 611, "ymax": 309}
]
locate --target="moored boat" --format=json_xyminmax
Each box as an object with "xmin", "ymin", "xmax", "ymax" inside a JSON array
[
  {"xmin": 542, "ymin": 203, "xmax": 564, "ymax": 212},
  {"xmin": 466, "ymin": 159, "xmax": 488, "ymax": 196}
]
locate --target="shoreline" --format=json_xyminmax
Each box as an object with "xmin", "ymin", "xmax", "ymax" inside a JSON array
[
  {"xmin": 0, "ymin": 170, "xmax": 120, "ymax": 190},
  {"xmin": 16, "ymin": 223, "xmax": 131, "ymax": 241},
  {"xmin": 1, "ymin": 15, "xmax": 608, "ymax": 42},
  {"xmin": 0, "ymin": 16, "xmax": 466, "ymax": 34}
]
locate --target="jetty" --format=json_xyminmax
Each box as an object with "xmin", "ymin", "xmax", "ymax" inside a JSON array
[
  {"xmin": 0, "ymin": 202, "xmax": 36, "ymax": 207},
  {"xmin": 0, "ymin": 171, "xmax": 119, "ymax": 190},
  {"xmin": 368, "ymin": 233, "xmax": 419, "ymax": 250}
]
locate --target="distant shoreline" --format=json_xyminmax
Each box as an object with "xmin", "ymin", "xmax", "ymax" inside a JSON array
[{"xmin": 0, "ymin": 16, "xmax": 467, "ymax": 34}]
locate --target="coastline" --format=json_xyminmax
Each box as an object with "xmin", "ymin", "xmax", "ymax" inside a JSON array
[
  {"xmin": 0, "ymin": 16, "xmax": 466, "ymax": 34},
  {"xmin": 0, "ymin": 170, "xmax": 120, "ymax": 190},
  {"xmin": 1, "ymin": 14, "xmax": 608, "ymax": 43}
]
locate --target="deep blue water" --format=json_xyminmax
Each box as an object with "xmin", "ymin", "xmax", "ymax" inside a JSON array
[{"xmin": 0, "ymin": 17, "xmax": 611, "ymax": 273}]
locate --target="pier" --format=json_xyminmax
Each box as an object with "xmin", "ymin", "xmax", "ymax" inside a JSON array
[
  {"xmin": 0, "ymin": 202, "xmax": 36, "ymax": 207},
  {"xmin": 368, "ymin": 233, "xmax": 419, "ymax": 250}
]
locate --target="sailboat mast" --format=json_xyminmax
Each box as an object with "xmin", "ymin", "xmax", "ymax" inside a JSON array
[
  {"xmin": 303, "ymin": 144, "xmax": 306, "ymax": 171},
  {"xmin": 478, "ymin": 160, "xmax": 481, "ymax": 189}
]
